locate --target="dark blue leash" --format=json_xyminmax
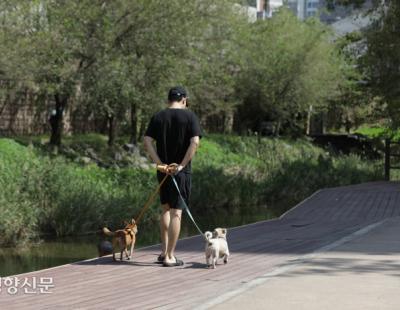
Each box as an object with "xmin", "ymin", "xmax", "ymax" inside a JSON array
[{"xmin": 171, "ymin": 175, "xmax": 205, "ymax": 237}]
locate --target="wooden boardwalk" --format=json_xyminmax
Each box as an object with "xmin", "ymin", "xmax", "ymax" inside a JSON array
[{"xmin": 1, "ymin": 181, "xmax": 399, "ymax": 310}]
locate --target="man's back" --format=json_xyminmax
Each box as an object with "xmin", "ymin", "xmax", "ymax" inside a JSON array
[
  {"xmin": 145, "ymin": 108, "xmax": 201, "ymax": 173},
  {"xmin": 143, "ymin": 86, "xmax": 201, "ymax": 266}
]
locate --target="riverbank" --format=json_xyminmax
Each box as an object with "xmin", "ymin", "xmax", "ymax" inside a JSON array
[{"xmin": 0, "ymin": 134, "xmax": 383, "ymax": 247}]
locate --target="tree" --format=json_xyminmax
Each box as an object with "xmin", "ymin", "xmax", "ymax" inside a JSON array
[
  {"xmin": 82, "ymin": 55, "xmax": 134, "ymax": 146},
  {"xmin": 361, "ymin": 1, "xmax": 400, "ymax": 126},
  {"xmin": 110, "ymin": 0, "xmax": 247, "ymax": 141},
  {"xmin": 0, "ymin": 0, "xmax": 362, "ymax": 140},
  {"xmin": 184, "ymin": 3, "xmax": 249, "ymax": 133},
  {"xmin": 323, "ymin": 31, "xmax": 367, "ymax": 132},
  {"xmin": 1, "ymin": 0, "xmax": 244, "ymax": 144},
  {"xmin": 327, "ymin": 0, "xmax": 400, "ymax": 128},
  {"xmin": 0, "ymin": 1, "xmax": 112, "ymax": 146},
  {"xmin": 234, "ymin": 9, "xmax": 343, "ymax": 135}
]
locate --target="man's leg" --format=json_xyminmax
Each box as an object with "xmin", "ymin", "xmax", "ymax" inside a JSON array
[
  {"xmin": 160, "ymin": 204, "xmax": 170, "ymax": 257},
  {"xmin": 164, "ymin": 208, "xmax": 182, "ymax": 263}
]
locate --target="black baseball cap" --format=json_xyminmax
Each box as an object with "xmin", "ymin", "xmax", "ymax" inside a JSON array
[{"xmin": 168, "ymin": 86, "xmax": 188, "ymax": 102}]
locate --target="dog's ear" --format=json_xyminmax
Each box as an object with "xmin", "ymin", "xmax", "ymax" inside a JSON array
[{"xmin": 131, "ymin": 218, "xmax": 136, "ymax": 224}]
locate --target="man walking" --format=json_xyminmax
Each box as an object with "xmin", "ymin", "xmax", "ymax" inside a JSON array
[{"xmin": 144, "ymin": 86, "xmax": 201, "ymax": 267}]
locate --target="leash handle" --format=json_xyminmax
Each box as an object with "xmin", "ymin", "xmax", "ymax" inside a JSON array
[{"xmin": 171, "ymin": 175, "xmax": 204, "ymax": 237}]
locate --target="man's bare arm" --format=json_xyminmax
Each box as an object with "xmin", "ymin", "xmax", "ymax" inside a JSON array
[
  {"xmin": 143, "ymin": 136, "xmax": 162, "ymax": 165},
  {"xmin": 177, "ymin": 136, "xmax": 200, "ymax": 172}
]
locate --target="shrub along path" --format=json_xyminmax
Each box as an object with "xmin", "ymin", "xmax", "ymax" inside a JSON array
[
  {"xmin": 0, "ymin": 136, "xmax": 383, "ymax": 246},
  {"xmin": 0, "ymin": 181, "xmax": 398, "ymax": 309}
]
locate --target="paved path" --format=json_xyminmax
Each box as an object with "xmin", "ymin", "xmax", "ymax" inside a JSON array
[
  {"xmin": 0, "ymin": 181, "xmax": 399, "ymax": 309},
  {"xmin": 213, "ymin": 217, "xmax": 400, "ymax": 310}
]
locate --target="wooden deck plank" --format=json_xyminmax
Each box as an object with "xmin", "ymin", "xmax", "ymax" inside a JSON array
[
  {"xmin": 362, "ymin": 190, "xmax": 381, "ymax": 220},
  {"xmin": 4, "ymin": 238, "xmax": 309, "ymax": 308},
  {"xmin": 366, "ymin": 191, "xmax": 385, "ymax": 220},
  {"xmin": 390, "ymin": 191, "xmax": 400, "ymax": 217},
  {"xmin": 343, "ymin": 190, "xmax": 369, "ymax": 220},
  {"xmin": 1, "ymin": 181, "xmax": 399, "ymax": 309}
]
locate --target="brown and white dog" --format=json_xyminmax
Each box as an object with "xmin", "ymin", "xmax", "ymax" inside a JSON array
[
  {"xmin": 204, "ymin": 228, "xmax": 230, "ymax": 269},
  {"xmin": 102, "ymin": 219, "xmax": 138, "ymax": 261}
]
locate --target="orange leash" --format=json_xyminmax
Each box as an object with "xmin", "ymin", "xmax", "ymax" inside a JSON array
[
  {"xmin": 134, "ymin": 173, "xmax": 169, "ymax": 225},
  {"xmin": 129, "ymin": 173, "xmax": 168, "ymax": 259}
]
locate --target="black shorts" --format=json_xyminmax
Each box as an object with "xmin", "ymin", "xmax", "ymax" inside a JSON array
[{"xmin": 157, "ymin": 171, "xmax": 191, "ymax": 210}]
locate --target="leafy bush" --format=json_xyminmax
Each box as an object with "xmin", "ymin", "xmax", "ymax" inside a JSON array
[
  {"xmin": 356, "ymin": 125, "xmax": 400, "ymax": 141},
  {"xmin": 0, "ymin": 139, "xmax": 159, "ymax": 244},
  {"xmin": 0, "ymin": 135, "xmax": 384, "ymax": 246},
  {"xmin": 0, "ymin": 140, "xmax": 41, "ymax": 245},
  {"xmin": 264, "ymin": 154, "xmax": 383, "ymax": 214}
]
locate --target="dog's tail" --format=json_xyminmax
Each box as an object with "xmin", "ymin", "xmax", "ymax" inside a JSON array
[
  {"xmin": 204, "ymin": 231, "xmax": 212, "ymax": 241},
  {"xmin": 102, "ymin": 227, "xmax": 115, "ymax": 236}
]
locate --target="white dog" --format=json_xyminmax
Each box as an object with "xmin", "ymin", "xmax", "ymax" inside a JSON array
[{"xmin": 204, "ymin": 228, "xmax": 230, "ymax": 269}]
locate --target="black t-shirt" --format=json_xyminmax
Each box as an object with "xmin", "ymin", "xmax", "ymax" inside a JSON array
[{"xmin": 145, "ymin": 108, "xmax": 202, "ymax": 173}]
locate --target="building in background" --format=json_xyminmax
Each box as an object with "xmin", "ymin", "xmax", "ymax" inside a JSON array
[
  {"xmin": 305, "ymin": 0, "xmax": 320, "ymax": 18},
  {"xmin": 319, "ymin": 0, "xmax": 360, "ymax": 24},
  {"xmin": 253, "ymin": 0, "xmax": 368, "ymax": 24},
  {"xmin": 255, "ymin": 0, "xmax": 322, "ymax": 21},
  {"xmin": 234, "ymin": 3, "xmax": 258, "ymax": 22},
  {"xmin": 286, "ymin": 0, "xmax": 321, "ymax": 20},
  {"xmin": 256, "ymin": 0, "xmax": 284, "ymax": 19}
]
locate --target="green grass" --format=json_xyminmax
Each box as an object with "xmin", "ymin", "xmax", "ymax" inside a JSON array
[
  {"xmin": 0, "ymin": 134, "xmax": 384, "ymax": 246},
  {"xmin": 356, "ymin": 125, "xmax": 400, "ymax": 141}
]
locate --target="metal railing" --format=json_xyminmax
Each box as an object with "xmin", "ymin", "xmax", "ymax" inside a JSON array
[{"xmin": 384, "ymin": 139, "xmax": 400, "ymax": 181}]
